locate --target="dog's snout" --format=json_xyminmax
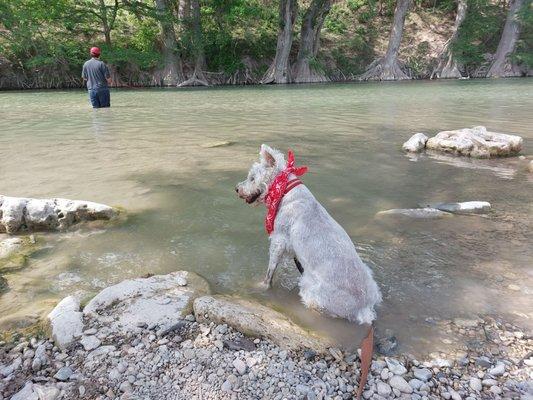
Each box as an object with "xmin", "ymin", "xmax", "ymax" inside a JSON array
[{"xmin": 235, "ymin": 186, "xmax": 239, "ymax": 193}]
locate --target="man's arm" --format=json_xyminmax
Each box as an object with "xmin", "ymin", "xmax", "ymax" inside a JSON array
[{"xmin": 81, "ymin": 64, "xmax": 87, "ymax": 86}]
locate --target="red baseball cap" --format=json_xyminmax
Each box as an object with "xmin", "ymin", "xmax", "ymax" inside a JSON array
[{"xmin": 90, "ymin": 47, "xmax": 101, "ymax": 56}]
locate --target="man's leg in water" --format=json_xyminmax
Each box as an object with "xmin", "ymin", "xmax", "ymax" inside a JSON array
[
  {"xmin": 89, "ymin": 89, "xmax": 101, "ymax": 108},
  {"xmin": 97, "ymin": 88, "xmax": 110, "ymax": 108}
]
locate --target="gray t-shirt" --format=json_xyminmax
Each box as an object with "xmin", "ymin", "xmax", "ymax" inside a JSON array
[{"xmin": 82, "ymin": 58, "xmax": 110, "ymax": 90}]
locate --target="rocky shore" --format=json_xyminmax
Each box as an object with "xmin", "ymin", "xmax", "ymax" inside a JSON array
[
  {"xmin": 1, "ymin": 313, "xmax": 532, "ymax": 400},
  {"xmin": 1, "ymin": 270, "xmax": 532, "ymax": 400}
]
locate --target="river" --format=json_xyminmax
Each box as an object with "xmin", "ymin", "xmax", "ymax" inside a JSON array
[{"xmin": 0, "ymin": 79, "xmax": 531, "ymax": 355}]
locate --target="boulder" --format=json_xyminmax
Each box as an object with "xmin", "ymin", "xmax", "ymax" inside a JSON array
[
  {"xmin": 193, "ymin": 295, "xmax": 334, "ymax": 352},
  {"xmin": 0, "ymin": 195, "xmax": 118, "ymax": 234},
  {"xmin": 375, "ymin": 208, "xmax": 451, "ymax": 219},
  {"xmin": 46, "ymin": 296, "xmax": 84, "ymax": 350},
  {"xmin": 425, "ymin": 126, "xmax": 522, "ymax": 158},
  {"xmin": 402, "ymin": 133, "xmax": 429, "ymax": 152},
  {"xmin": 84, "ymin": 271, "xmax": 210, "ymax": 335}
]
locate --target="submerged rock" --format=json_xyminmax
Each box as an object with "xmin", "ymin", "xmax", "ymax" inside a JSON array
[
  {"xmin": 402, "ymin": 133, "xmax": 429, "ymax": 152},
  {"xmin": 376, "ymin": 208, "xmax": 451, "ymax": 219},
  {"xmin": 425, "ymin": 126, "xmax": 522, "ymax": 158},
  {"xmin": 83, "ymin": 271, "xmax": 210, "ymax": 335},
  {"xmin": 200, "ymin": 141, "xmax": 233, "ymax": 148},
  {"xmin": 0, "ymin": 195, "xmax": 119, "ymax": 234},
  {"xmin": 422, "ymin": 201, "xmax": 491, "ymax": 214},
  {"xmin": 193, "ymin": 295, "xmax": 334, "ymax": 352}
]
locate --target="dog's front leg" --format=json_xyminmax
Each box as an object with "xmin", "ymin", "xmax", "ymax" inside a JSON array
[{"xmin": 260, "ymin": 237, "xmax": 286, "ymax": 289}]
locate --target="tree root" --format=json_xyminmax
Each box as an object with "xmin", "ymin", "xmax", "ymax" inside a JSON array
[{"xmin": 358, "ymin": 58, "xmax": 411, "ymax": 81}]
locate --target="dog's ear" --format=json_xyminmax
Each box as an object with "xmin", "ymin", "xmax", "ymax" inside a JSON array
[{"xmin": 260, "ymin": 144, "xmax": 276, "ymax": 167}]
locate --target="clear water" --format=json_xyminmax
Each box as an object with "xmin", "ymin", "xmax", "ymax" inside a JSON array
[{"xmin": 1, "ymin": 80, "xmax": 532, "ymax": 355}]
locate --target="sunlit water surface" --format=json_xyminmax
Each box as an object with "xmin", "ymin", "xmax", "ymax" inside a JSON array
[{"xmin": 0, "ymin": 80, "xmax": 532, "ymax": 355}]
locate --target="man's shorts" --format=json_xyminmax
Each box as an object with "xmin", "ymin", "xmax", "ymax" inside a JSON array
[{"xmin": 88, "ymin": 87, "xmax": 111, "ymax": 108}]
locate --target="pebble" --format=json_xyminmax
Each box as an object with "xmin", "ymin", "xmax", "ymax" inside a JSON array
[
  {"xmin": 80, "ymin": 335, "xmax": 101, "ymax": 351},
  {"xmin": 232, "ymin": 358, "xmax": 246, "ymax": 375},
  {"xmin": 389, "ymin": 375, "xmax": 413, "ymax": 393},
  {"xmin": 376, "ymin": 381, "xmax": 392, "ymax": 396},
  {"xmin": 413, "ymin": 368, "xmax": 432, "ymax": 382},
  {"xmin": 54, "ymin": 366, "xmax": 73, "ymax": 381},
  {"xmin": 385, "ymin": 357, "xmax": 407, "ymax": 375},
  {"xmin": 488, "ymin": 363, "xmax": 505, "ymax": 376},
  {"xmin": 469, "ymin": 377, "xmax": 482, "ymax": 391}
]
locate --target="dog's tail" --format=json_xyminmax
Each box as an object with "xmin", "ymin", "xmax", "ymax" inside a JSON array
[{"xmin": 356, "ymin": 324, "xmax": 374, "ymax": 400}]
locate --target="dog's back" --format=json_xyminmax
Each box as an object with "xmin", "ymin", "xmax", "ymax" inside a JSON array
[{"xmin": 275, "ymin": 185, "xmax": 382, "ymax": 325}]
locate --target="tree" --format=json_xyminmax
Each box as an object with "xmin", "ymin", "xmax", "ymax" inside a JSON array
[
  {"xmin": 75, "ymin": 0, "xmax": 123, "ymax": 85},
  {"xmin": 431, "ymin": 0, "xmax": 467, "ymax": 79},
  {"xmin": 292, "ymin": 0, "xmax": 332, "ymax": 83},
  {"xmin": 486, "ymin": 0, "xmax": 530, "ymax": 77},
  {"xmin": 359, "ymin": 0, "xmax": 411, "ymax": 81},
  {"xmin": 179, "ymin": 0, "xmax": 209, "ymax": 86},
  {"xmin": 154, "ymin": 0, "xmax": 183, "ymax": 85},
  {"xmin": 261, "ymin": 0, "xmax": 298, "ymax": 84}
]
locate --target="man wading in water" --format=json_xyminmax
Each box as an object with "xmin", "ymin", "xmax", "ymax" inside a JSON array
[{"xmin": 82, "ymin": 47, "xmax": 111, "ymax": 108}]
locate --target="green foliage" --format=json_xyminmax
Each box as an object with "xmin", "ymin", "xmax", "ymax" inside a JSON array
[
  {"xmin": 453, "ymin": 0, "xmax": 505, "ymax": 73},
  {"xmin": 513, "ymin": 1, "xmax": 533, "ymax": 68}
]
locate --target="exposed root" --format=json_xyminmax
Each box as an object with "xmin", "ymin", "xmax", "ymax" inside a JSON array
[
  {"xmin": 178, "ymin": 69, "xmax": 209, "ymax": 87},
  {"xmin": 358, "ymin": 58, "xmax": 411, "ymax": 81}
]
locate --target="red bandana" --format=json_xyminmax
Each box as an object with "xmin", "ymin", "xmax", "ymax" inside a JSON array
[{"xmin": 264, "ymin": 150, "xmax": 308, "ymax": 235}]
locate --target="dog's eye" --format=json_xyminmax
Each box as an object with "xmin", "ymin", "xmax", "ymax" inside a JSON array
[{"xmin": 250, "ymin": 177, "xmax": 255, "ymax": 182}]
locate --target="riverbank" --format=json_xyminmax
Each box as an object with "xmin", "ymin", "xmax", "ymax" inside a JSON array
[{"xmin": 1, "ymin": 310, "xmax": 531, "ymax": 400}]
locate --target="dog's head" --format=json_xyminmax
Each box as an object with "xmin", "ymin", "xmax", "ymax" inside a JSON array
[{"xmin": 235, "ymin": 144, "xmax": 286, "ymax": 204}]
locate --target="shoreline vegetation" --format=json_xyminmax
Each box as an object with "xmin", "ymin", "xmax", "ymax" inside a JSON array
[{"xmin": 1, "ymin": 0, "xmax": 531, "ymax": 90}]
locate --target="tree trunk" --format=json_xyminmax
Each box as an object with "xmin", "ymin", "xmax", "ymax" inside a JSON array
[
  {"xmin": 261, "ymin": 0, "xmax": 298, "ymax": 84},
  {"xmin": 486, "ymin": 0, "xmax": 528, "ymax": 78},
  {"xmin": 178, "ymin": 0, "xmax": 190, "ymax": 19},
  {"xmin": 359, "ymin": 0, "xmax": 412, "ymax": 81},
  {"xmin": 178, "ymin": 0, "xmax": 209, "ymax": 86},
  {"xmin": 155, "ymin": 0, "xmax": 183, "ymax": 86},
  {"xmin": 431, "ymin": 0, "xmax": 467, "ymax": 79},
  {"xmin": 293, "ymin": 0, "xmax": 332, "ymax": 83}
]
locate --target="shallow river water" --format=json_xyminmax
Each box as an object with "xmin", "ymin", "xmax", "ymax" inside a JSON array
[{"xmin": 0, "ymin": 79, "xmax": 532, "ymax": 355}]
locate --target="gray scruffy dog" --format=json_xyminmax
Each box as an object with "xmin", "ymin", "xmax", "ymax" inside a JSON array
[{"xmin": 236, "ymin": 144, "xmax": 382, "ymax": 325}]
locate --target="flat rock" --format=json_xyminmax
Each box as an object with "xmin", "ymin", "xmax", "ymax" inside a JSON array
[
  {"xmin": 425, "ymin": 126, "xmax": 522, "ymax": 158},
  {"xmin": 193, "ymin": 295, "xmax": 334, "ymax": 352},
  {"xmin": 84, "ymin": 271, "xmax": 210, "ymax": 335},
  {"xmin": 422, "ymin": 201, "xmax": 491, "ymax": 214},
  {"xmin": 0, "ymin": 195, "xmax": 119, "ymax": 234},
  {"xmin": 46, "ymin": 296, "xmax": 84, "ymax": 350},
  {"xmin": 402, "ymin": 133, "xmax": 429, "ymax": 152},
  {"xmin": 376, "ymin": 208, "xmax": 451, "ymax": 219}
]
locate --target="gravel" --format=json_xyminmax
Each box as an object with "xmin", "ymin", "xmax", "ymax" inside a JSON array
[{"xmin": 0, "ymin": 315, "xmax": 531, "ymax": 399}]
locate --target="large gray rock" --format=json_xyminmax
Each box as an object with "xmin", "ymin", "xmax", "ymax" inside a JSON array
[
  {"xmin": 193, "ymin": 295, "xmax": 334, "ymax": 352},
  {"xmin": 46, "ymin": 296, "xmax": 84, "ymax": 350},
  {"xmin": 84, "ymin": 271, "xmax": 210, "ymax": 335},
  {"xmin": 425, "ymin": 126, "xmax": 523, "ymax": 158},
  {"xmin": 402, "ymin": 133, "xmax": 429, "ymax": 152},
  {"xmin": 0, "ymin": 195, "xmax": 118, "ymax": 234}
]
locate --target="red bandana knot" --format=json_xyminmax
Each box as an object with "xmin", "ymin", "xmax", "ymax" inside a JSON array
[{"xmin": 264, "ymin": 150, "xmax": 308, "ymax": 235}]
